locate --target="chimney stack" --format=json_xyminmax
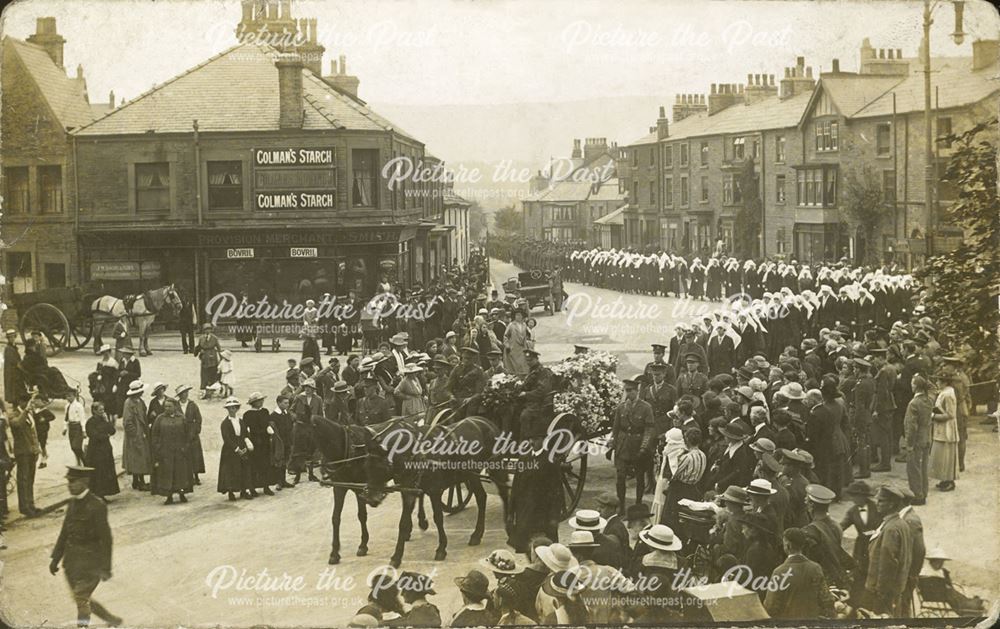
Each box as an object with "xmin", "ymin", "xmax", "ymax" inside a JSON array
[
  {"xmin": 780, "ymin": 58, "xmax": 816, "ymax": 99},
  {"xmin": 657, "ymin": 106, "xmax": 670, "ymax": 139},
  {"xmin": 831, "ymin": 58, "xmax": 840, "ymax": 73},
  {"xmin": 583, "ymin": 137, "xmax": 609, "ymax": 163},
  {"xmin": 709, "ymin": 82, "xmax": 744, "ymax": 115},
  {"xmin": 860, "ymin": 41, "xmax": 911, "ymax": 75},
  {"xmin": 572, "ymin": 138, "xmax": 582, "ymax": 159},
  {"xmin": 109, "ymin": 90, "xmax": 115, "ymax": 108},
  {"xmin": 673, "ymin": 93, "xmax": 707, "ymax": 121},
  {"xmin": 322, "ymin": 54, "xmax": 360, "ymax": 98},
  {"xmin": 275, "ymin": 53, "xmax": 304, "ymax": 129},
  {"xmin": 26, "ymin": 17, "xmax": 66, "ymax": 68},
  {"xmin": 745, "ymin": 71, "xmax": 778, "ymax": 105}
]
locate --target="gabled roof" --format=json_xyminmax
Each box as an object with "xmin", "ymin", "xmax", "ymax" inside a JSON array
[
  {"xmin": 798, "ymin": 74, "xmax": 902, "ymax": 125},
  {"xmin": 852, "ymin": 57, "xmax": 1000, "ymax": 118},
  {"xmin": 589, "ymin": 178, "xmax": 625, "ymax": 202},
  {"xmin": 4, "ymin": 38, "xmax": 96, "ymax": 130},
  {"xmin": 73, "ymin": 42, "xmax": 417, "ymax": 140}
]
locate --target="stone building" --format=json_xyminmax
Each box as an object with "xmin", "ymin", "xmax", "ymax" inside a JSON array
[{"xmin": 1, "ymin": 18, "xmax": 102, "ymax": 297}]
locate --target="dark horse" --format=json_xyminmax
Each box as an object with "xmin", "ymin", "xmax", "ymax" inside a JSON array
[
  {"xmin": 362, "ymin": 416, "xmax": 510, "ymax": 568},
  {"xmin": 312, "ymin": 417, "xmax": 375, "ymax": 565}
]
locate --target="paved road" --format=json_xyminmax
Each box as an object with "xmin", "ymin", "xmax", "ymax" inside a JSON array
[{"xmin": 1, "ymin": 260, "xmax": 996, "ymax": 626}]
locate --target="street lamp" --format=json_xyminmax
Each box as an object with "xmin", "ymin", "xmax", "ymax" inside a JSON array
[{"xmin": 922, "ymin": 0, "xmax": 966, "ymax": 257}]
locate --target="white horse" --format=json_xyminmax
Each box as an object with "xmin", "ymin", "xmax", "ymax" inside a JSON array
[{"xmin": 91, "ymin": 284, "xmax": 182, "ymax": 356}]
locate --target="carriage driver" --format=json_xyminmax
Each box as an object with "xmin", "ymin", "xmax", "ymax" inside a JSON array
[
  {"xmin": 609, "ymin": 377, "xmax": 655, "ymax": 516},
  {"xmin": 518, "ymin": 349, "xmax": 554, "ymax": 440}
]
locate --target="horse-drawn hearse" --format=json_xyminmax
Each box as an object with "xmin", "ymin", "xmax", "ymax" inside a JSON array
[{"xmin": 316, "ymin": 350, "xmax": 622, "ymax": 568}]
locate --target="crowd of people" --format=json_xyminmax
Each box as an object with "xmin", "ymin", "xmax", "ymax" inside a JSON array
[{"xmin": 2, "ymin": 240, "xmax": 995, "ymax": 625}]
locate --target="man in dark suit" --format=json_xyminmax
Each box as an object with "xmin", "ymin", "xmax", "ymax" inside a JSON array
[
  {"xmin": 596, "ymin": 492, "xmax": 629, "ymax": 551},
  {"xmin": 50, "ymin": 466, "xmax": 123, "ymax": 627},
  {"xmin": 709, "ymin": 421, "xmax": 755, "ymax": 492},
  {"xmin": 765, "ymin": 527, "xmax": 836, "ymax": 619},
  {"xmin": 178, "ymin": 298, "xmax": 196, "ymax": 354},
  {"xmin": 706, "ymin": 324, "xmax": 737, "ymax": 377}
]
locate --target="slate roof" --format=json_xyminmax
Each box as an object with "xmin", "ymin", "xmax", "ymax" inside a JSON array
[
  {"xmin": 593, "ymin": 204, "xmax": 626, "ymax": 226},
  {"xmin": 523, "ymin": 177, "xmax": 622, "ymax": 204},
  {"xmin": 5, "ymin": 38, "xmax": 96, "ymax": 130},
  {"xmin": 811, "ymin": 75, "xmax": 902, "ymax": 118},
  {"xmin": 589, "ymin": 178, "xmax": 625, "ymax": 202},
  {"xmin": 73, "ymin": 42, "xmax": 417, "ymax": 140},
  {"xmin": 852, "ymin": 57, "xmax": 1000, "ymax": 118}
]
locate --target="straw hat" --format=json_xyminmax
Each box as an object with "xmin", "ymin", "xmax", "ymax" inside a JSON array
[
  {"xmin": 125, "ymin": 380, "xmax": 145, "ymax": 396},
  {"xmin": 639, "ymin": 524, "xmax": 683, "ymax": 551},
  {"xmin": 535, "ymin": 543, "xmax": 579, "ymax": 572},
  {"xmin": 567, "ymin": 509, "xmax": 606, "ymax": 531}
]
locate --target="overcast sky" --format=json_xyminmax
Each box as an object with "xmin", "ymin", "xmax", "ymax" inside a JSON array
[{"xmin": 3, "ymin": 0, "xmax": 998, "ymax": 166}]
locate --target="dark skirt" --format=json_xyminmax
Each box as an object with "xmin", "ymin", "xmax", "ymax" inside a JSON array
[
  {"xmin": 200, "ymin": 364, "xmax": 218, "ymax": 389},
  {"xmin": 189, "ymin": 434, "xmax": 206, "ymax": 473},
  {"xmin": 217, "ymin": 448, "xmax": 250, "ymax": 493},
  {"xmin": 86, "ymin": 440, "xmax": 120, "ymax": 497}
]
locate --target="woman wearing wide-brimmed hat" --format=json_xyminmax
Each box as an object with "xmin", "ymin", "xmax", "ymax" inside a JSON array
[
  {"xmin": 218, "ymin": 396, "xmax": 251, "ymax": 500},
  {"xmin": 151, "ymin": 397, "xmax": 194, "ymax": 505},
  {"xmin": 121, "ymin": 380, "xmax": 151, "ymax": 491},
  {"xmin": 90, "ymin": 344, "xmax": 120, "ymax": 422},
  {"xmin": 632, "ymin": 524, "xmax": 684, "ymax": 624},
  {"xmin": 394, "ymin": 364, "xmax": 427, "ymax": 418},
  {"xmin": 929, "ymin": 371, "xmax": 959, "ymax": 491},
  {"xmin": 175, "ymin": 384, "xmax": 205, "ymax": 485},
  {"xmin": 243, "ymin": 392, "xmax": 274, "ymax": 496}
]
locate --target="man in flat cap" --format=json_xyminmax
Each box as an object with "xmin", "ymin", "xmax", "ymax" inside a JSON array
[
  {"xmin": 610, "ymin": 378, "xmax": 655, "ymax": 513},
  {"xmin": 50, "ymin": 466, "xmax": 122, "ymax": 627},
  {"xmin": 865, "ymin": 485, "xmax": 913, "ymax": 615}
]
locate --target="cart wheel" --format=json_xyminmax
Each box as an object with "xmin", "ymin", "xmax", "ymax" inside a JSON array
[
  {"xmin": 20, "ymin": 303, "xmax": 70, "ymax": 356},
  {"xmin": 69, "ymin": 317, "xmax": 94, "ymax": 350},
  {"xmin": 442, "ymin": 480, "xmax": 474, "ymax": 514},
  {"xmin": 559, "ymin": 446, "xmax": 588, "ymax": 520}
]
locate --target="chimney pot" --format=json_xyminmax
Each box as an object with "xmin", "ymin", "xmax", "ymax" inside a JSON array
[
  {"xmin": 879, "ymin": 48, "xmax": 885, "ymax": 59},
  {"xmin": 797, "ymin": 56, "xmax": 805, "ymax": 67},
  {"xmin": 109, "ymin": 90, "xmax": 115, "ymax": 107},
  {"xmin": 806, "ymin": 66, "xmax": 813, "ymax": 78},
  {"xmin": 711, "ymin": 83, "xmax": 717, "ymax": 94},
  {"xmin": 76, "ymin": 63, "xmax": 83, "ymax": 79},
  {"xmin": 897, "ymin": 48, "xmax": 902, "ymax": 58},
  {"xmin": 339, "ymin": 54, "xmax": 346, "ymax": 75},
  {"xmin": 747, "ymin": 73, "xmax": 754, "ymax": 84},
  {"xmin": 832, "ymin": 58, "xmax": 840, "ymax": 72},
  {"xmin": 659, "ymin": 105, "xmax": 665, "ymax": 118}
]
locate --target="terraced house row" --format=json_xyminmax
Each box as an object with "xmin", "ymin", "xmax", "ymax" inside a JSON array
[{"xmin": 535, "ymin": 37, "xmax": 998, "ymax": 266}]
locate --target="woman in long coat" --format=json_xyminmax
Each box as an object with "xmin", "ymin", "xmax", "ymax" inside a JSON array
[
  {"xmin": 929, "ymin": 375, "xmax": 959, "ymax": 491},
  {"xmin": 85, "ymin": 400, "xmax": 120, "ymax": 497},
  {"xmin": 502, "ymin": 310, "xmax": 530, "ymax": 376},
  {"xmin": 242, "ymin": 393, "xmax": 274, "ymax": 496},
  {"xmin": 176, "ymin": 385, "xmax": 205, "ymax": 484},
  {"xmin": 151, "ymin": 398, "xmax": 194, "ymax": 504},
  {"xmin": 218, "ymin": 397, "xmax": 251, "ymax": 500},
  {"xmin": 395, "ymin": 365, "xmax": 427, "ymax": 417},
  {"xmin": 92, "ymin": 346, "xmax": 119, "ymax": 420},
  {"xmin": 706, "ymin": 258, "xmax": 723, "ymax": 301},
  {"xmin": 121, "ymin": 381, "xmax": 151, "ymax": 490}
]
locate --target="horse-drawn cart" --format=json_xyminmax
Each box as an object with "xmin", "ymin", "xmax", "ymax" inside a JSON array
[{"xmin": 8, "ymin": 286, "xmax": 97, "ymax": 356}]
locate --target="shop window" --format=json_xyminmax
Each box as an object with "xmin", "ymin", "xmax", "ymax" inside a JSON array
[
  {"xmin": 44, "ymin": 263, "xmax": 66, "ymax": 288},
  {"xmin": 38, "ymin": 165, "xmax": 62, "ymax": 214},
  {"xmin": 207, "ymin": 161, "xmax": 243, "ymax": 210},
  {"xmin": 4, "ymin": 167, "xmax": 29, "ymax": 214},
  {"xmin": 6, "ymin": 251, "xmax": 33, "ymax": 293},
  {"xmin": 352, "ymin": 149, "xmax": 379, "ymax": 207},
  {"xmin": 136, "ymin": 162, "xmax": 170, "ymax": 212}
]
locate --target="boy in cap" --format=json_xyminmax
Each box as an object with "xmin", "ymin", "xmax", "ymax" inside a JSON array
[
  {"xmin": 50, "ymin": 466, "xmax": 123, "ymax": 627},
  {"xmin": 840, "ymin": 480, "xmax": 881, "ymax": 607}
]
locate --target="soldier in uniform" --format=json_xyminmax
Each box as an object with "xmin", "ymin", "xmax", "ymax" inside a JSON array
[
  {"xmin": 643, "ymin": 344, "xmax": 676, "ymax": 386},
  {"xmin": 610, "ymin": 378, "xmax": 655, "ymax": 513},
  {"xmin": 640, "ymin": 364, "xmax": 676, "ymax": 492},
  {"xmin": 289, "ymin": 379, "xmax": 323, "ymax": 484},
  {"xmin": 50, "ymin": 466, "xmax": 123, "ymax": 628},
  {"xmin": 356, "ymin": 376, "xmax": 393, "ymax": 426},
  {"xmin": 448, "ymin": 347, "xmax": 487, "ymax": 415},
  {"xmin": 484, "ymin": 349, "xmax": 506, "ymax": 378},
  {"xmin": 676, "ymin": 353, "xmax": 709, "ymax": 411},
  {"xmin": 518, "ymin": 349, "xmax": 553, "ymax": 439}
]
